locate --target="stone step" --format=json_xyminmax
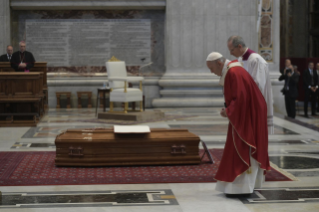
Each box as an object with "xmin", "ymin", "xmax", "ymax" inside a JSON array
[
  {"xmin": 158, "ymin": 79, "xmax": 221, "ymax": 87},
  {"xmin": 152, "ymin": 97, "xmax": 224, "ymax": 108},
  {"xmin": 160, "ymin": 89, "xmax": 223, "ymax": 97}
]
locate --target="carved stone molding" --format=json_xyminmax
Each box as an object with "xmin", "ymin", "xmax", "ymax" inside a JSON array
[{"xmin": 10, "ymin": 0, "xmax": 166, "ymax": 10}]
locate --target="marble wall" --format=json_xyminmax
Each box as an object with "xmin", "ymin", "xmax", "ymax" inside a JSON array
[
  {"xmin": 2, "ymin": 0, "xmax": 284, "ymax": 111},
  {"xmin": 11, "ymin": 10, "xmax": 165, "ymax": 77},
  {"xmin": 165, "ymin": 0, "xmax": 259, "ymax": 73},
  {"xmin": 0, "ymin": 0, "xmax": 11, "ymax": 53}
]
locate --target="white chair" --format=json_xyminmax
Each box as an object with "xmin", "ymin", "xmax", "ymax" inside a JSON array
[{"xmin": 106, "ymin": 61, "xmax": 144, "ymax": 113}]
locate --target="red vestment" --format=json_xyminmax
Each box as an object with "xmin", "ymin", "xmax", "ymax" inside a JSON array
[{"xmin": 214, "ymin": 61, "xmax": 271, "ymax": 182}]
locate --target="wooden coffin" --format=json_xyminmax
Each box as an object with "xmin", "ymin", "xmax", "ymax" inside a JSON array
[{"xmin": 55, "ymin": 128, "xmax": 201, "ymax": 167}]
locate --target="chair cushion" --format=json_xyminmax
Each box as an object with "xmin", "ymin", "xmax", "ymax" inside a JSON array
[{"xmin": 110, "ymin": 88, "xmax": 143, "ymax": 102}]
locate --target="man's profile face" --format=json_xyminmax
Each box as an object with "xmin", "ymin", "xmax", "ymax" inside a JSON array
[
  {"xmin": 227, "ymin": 41, "xmax": 241, "ymax": 58},
  {"xmin": 285, "ymin": 59, "xmax": 291, "ymax": 67},
  {"xmin": 309, "ymin": 63, "xmax": 314, "ymax": 70},
  {"xmin": 19, "ymin": 43, "xmax": 26, "ymax": 53},
  {"xmin": 207, "ymin": 61, "xmax": 222, "ymax": 76},
  {"xmin": 7, "ymin": 46, "xmax": 13, "ymax": 55}
]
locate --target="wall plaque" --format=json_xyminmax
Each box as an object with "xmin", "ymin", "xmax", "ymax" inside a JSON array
[{"xmin": 26, "ymin": 19, "xmax": 151, "ymax": 67}]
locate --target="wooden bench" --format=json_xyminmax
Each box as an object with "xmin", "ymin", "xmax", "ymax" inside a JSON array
[{"xmin": 0, "ymin": 98, "xmax": 41, "ymax": 127}]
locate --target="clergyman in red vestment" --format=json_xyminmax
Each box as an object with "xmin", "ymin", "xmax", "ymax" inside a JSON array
[{"xmin": 206, "ymin": 52, "xmax": 271, "ymax": 194}]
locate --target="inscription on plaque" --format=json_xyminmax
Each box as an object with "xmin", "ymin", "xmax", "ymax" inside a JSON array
[{"xmin": 26, "ymin": 19, "xmax": 151, "ymax": 67}]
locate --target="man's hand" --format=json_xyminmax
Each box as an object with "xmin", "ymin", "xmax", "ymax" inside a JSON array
[
  {"xmin": 220, "ymin": 108, "xmax": 227, "ymax": 118},
  {"xmin": 287, "ymin": 72, "xmax": 292, "ymax": 77},
  {"xmin": 18, "ymin": 63, "xmax": 26, "ymax": 68},
  {"xmin": 311, "ymin": 87, "xmax": 316, "ymax": 92}
]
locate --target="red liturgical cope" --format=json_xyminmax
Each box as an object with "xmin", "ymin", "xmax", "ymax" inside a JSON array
[{"xmin": 215, "ymin": 61, "xmax": 271, "ymax": 182}]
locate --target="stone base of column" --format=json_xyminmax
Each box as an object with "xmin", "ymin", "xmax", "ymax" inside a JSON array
[
  {"xmin": 152, "ymin": 97, "xmax": 224, "ymax": 108},
  {"xmin": 152, "ymin": 73, "xmax": 224, "ymax": 108}
]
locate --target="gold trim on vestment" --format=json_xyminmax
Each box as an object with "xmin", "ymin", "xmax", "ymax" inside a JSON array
[
  {"xmin": 231, "ymin": 126, "xmax": 249, "ymax": 167},
  {"xmin": 229, "ymin": 119, "xmax": 257, "ymax": 152}
]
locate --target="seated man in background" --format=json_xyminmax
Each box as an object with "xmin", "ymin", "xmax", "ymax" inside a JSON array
[
  {"xmin": 11, "ymin": 41, "xmax": 35, "ymax": 72},
  {"xmin": 279, "ymin": 65, "xmax": 299, "ymax": 119},
  {"xmin": 0, "ymin": 45, "xmax": 13, "ymax": 62}
]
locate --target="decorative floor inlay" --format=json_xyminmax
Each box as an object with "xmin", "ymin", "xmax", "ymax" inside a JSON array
[
  {"xmin": 269, "ymin": 156, "xmax": 319, "ymax": 169},
  {"xmin": 11, "ymin": 142, "xmax": 55, "ymax": 149},
  {"xmin": 169, "ymin": 124, "xmax": 298, "ymax": 135},
  {"xmin": 204, "ymin": 140, "xmax": 308, "ymax": 145},
  {"xmin": 13, "ymin": 139, "xmax": 310, "ymax": 149},
  {"xmin": 240, "ymin": 188, "xmax": 319, "ymax": 204},
  {"xmin": 22, "ymin": 126, "xmax": 110, "ymax": 138},
  {"xmin": 288, "ymin": 152, "xmax": 319, "ymax": 154},
  {"xmin": 0, "ymin": 190, "xmax": 178, "ymax": 208}
]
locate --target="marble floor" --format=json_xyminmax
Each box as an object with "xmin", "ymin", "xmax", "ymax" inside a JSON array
[{"xmin": 0, "ymin": 107, "xmax": 319, "ymax": 212}]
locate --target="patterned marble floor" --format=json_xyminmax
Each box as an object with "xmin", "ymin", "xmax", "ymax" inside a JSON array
[{"xmin": 0, "ymin": 107, "xmax": 319, "ymax": 212}]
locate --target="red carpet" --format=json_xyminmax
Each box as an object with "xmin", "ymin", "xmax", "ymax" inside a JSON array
[{"xmin": 0, "ymin": 149, "xmax": 292, "ymax": 186}]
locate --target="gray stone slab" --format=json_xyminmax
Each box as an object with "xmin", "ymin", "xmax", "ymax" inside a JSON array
[{"xmin": 98, "ymin": 110, "xmax": 165, "ymax": 121}]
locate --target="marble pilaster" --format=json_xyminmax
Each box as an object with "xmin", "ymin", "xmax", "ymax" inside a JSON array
[
  {"xmin": 269, "ymin": 0, "xmax": 285, "ymax": 114},
  {"xmin": 153, "ymin": 0, "xmax": 260, "ymax": 108},
  {"xmin": 0, "ymin": 0, "xmax": 11, "ymax": 53}
]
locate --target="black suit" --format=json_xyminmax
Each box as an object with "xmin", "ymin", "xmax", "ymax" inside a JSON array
[
  {"xmin": 303, "ymin": 68, "xmax": 318, "ymax": 116},
  {"xmin": 279, "ymin": 71, "xmax": 299, "ymax": 118},
  {"xmin": 0, "ymin": 54, "xmax": 12, "ymax": 62},
  {"xmin": 317, "ymin": 70, "xmax": 319, "ymax": 112},
  {"xmin": 10, "ymin": 51, "xmax": 35, "ymax": 72}
]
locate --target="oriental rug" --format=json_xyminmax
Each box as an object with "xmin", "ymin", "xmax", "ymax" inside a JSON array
[{"xmin": 0, "ymin": 149, "xmax": 293, "ymax": 186}]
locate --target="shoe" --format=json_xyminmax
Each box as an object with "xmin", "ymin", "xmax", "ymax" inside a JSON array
[
  {"xmin": 312, "ymin": 113, "xmax": 317, "ymax": 116},
  {"xmin": 304, "ymin": 115, "xmax": 309, "ymax": 118}
]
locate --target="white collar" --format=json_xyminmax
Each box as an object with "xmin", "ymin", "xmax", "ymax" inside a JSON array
[
  {"xmin": 241, "ymin": 48, "xmax": 248, "ymax": 57},
  {"xmin": 238, "ymin": 48, "xmax": 249, "ymax": 62},
  {"xmin": 219, "ymin": 59, "xmax": 230, "ymax": 86}
]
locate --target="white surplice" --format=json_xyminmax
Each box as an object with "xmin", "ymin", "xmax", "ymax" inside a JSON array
[
  {"xmin": 215, "ymin": 149, "xmax": 265, "ymax": 194},
  {"xmin": 239, "ymin": 51, "xmax": 274, "ymax": 134}
]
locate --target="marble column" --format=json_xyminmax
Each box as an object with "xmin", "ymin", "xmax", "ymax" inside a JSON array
[
  {"xmin": 153, "ymin": 0, "xmax": 259, "ymax": 107},
  {"xmin": 268, "ymin": 0, "xmax": 286, "ymax": 115},
  {"xmin": 0, "ymin": 0, "xmax": 11, "ymax": 52}
]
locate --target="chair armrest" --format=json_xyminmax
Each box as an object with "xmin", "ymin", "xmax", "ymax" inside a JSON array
[{"xmin": 108, "ymin": 76, "xmax": 144, "ymax": 82}]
